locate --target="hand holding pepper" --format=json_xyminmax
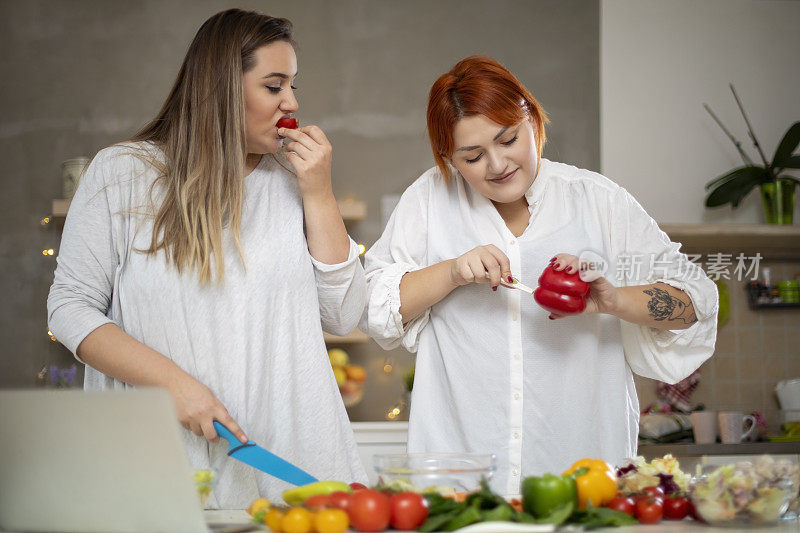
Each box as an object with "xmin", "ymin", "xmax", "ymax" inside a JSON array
[
  {"xmin": 535, "ymin": 254, "xmax": 620, "ymax": 319},
  {"xmin": 533, "ymin": 257, "xmax": 591, "ymax": 316}
]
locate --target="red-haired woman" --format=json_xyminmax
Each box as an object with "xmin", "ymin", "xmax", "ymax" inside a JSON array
[{"xmin": 361, "ymin": 56, "xmax": 717, "ymax": 495}]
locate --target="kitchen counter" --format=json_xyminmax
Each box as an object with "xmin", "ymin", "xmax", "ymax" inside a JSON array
[
  {"xmin": 205, "ymin": 510, "xmax": 800, "ymax": 532},
  {"xmin": 639, "ymin": 441, "xmax": 800, "ymax": 458}
]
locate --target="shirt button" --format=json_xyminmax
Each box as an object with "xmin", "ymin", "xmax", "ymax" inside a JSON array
[
  {"xmin": 513, "ymin": 432, "xmax": 520, "ymax": 439},
  {"xmin": 513, "ymin": 393, "xmax": 520, "ymax": 400},
  {"xmin": 509, "ymin": 239, "xmax": 516, "ymax": 245},
  {"xmin": 512, "ymin": 469, "xmax": 520, "ymax": 476},
  {"xmin": 513, "ymin": 353, "xmax": 521, "ymax": 360}
]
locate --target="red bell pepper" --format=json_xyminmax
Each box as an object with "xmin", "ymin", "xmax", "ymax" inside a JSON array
[
  {"xmin": 533, "ymin": 264, "xmax": 591, "ymax": 316},
  {"xmin": 276, "ymin": 117, "xmax": 299, "ymax": 129}
]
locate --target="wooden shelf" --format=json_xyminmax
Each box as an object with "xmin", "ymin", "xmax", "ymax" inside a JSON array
[
  {"xmin": 52, "ymin": 198, "xmax": 366, "ymax": 222},
  {"xmin": 660, "ymin": 224, "xmax": 800, "ymax": 261},
  {"xmin": 324, "ymin": 329, "xmax": 370, "ymax": 344}
]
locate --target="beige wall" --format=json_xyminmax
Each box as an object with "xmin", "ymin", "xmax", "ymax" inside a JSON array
[{"xmin": 601, "ymin": 0, "xmax": 800, "ymax": 225}]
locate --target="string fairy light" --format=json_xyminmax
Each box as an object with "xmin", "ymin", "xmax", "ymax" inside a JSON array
[
  {"xmin": 47, "ymin": 330, "xmax": 57, "ymax": 342},
  {"xmin": 42, "ymin": 249, "xmax": 55, "ymax": 256}
]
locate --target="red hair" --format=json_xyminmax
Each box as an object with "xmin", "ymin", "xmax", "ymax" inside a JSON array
[{"xmin": 427, "ymin": 56, "xmax": 549, "ymax": 181}]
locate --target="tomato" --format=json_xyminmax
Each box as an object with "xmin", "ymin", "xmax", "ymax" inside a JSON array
[
  {"xmin": 347, "ymin": 489, "xmax": 391, "ymax": 532},
  {"xmin": 509, "ymin": 498, "xmax": 523, "ymax": 512},
  {"xmin": 328, "ymin": 491, "xmax": 352, "ymax": 512},
  {"xmin": 303, "ymin": 494, "xmax": 332, "ymax": 510},
  {"xmin": 314, "ymin": 508, "xmax": 350, "ymax": 533},
  {"xmin": 635, "ymin": 498, "xmax": 663, "ymax": 524},
  {"xmin": 389, "ymin": 492, "xmax": 429, "ymax": 530},
  {"xmin": 276, "ymin": 117, "xmax": 299, "ymax": 129},
  {"xmin": 349, "ymin": 482, "xmax": 368, "ymax": 491},
  {"xmin": 663, "ymin": 495, "xmax": 690, "ymax": 520},
  {"xmin": 246, "ymin": 497, "xmax": 271, "ymax": 516},
  {"xmin": 642, "ymin": 485, "xmax": 665, "ymax": 501},
  {"xmin": 265, "ymin": 508, "xmax": 284, "ymax": 532},
  {"xmin": 282, "ymin": 507, "xmax": 313, "ymax": 533},
  {"xmin": 686, "ymin": 498, "xmax": 704, "ymax": 522},
  {"xmin": 605, "ymin": 496, "xmax": 635, "ymax": 516}
]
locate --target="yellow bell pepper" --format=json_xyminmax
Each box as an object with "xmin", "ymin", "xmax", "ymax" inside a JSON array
[{"xmin": 563, "ymin": 458, "xmax": 618, "ymax": 509}]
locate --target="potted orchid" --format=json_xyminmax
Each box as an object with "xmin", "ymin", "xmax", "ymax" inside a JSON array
[{"xmin": 704, "ymin": 85, "xmax": 799, "ymax": 224}]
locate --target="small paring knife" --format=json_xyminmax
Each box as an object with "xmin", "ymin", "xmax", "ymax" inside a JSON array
[{"xmin": 499, "ymin": 277, "xmax": 534, "ymax": 294}]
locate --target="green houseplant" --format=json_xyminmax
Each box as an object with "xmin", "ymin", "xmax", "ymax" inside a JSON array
[{"xmin": 704, "ymin": 85, "xmax": 800, "ymax": 224}]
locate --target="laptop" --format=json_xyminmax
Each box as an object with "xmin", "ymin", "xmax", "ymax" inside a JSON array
[{"xmin": 0, "ymin": 389, "xmax": 256, "ymax": 533}]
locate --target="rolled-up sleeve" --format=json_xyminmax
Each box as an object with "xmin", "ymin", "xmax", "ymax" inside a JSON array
[
  {"xmin": 360, "ymin": 183, "xmax": 430, "ymax": 352},
  {"xmin": 47, "ymin": 150, "xmax": 118, "ymax": 360},
  {"xmin": 610, "ymin": 187, "xmax": 718, "ymax": 384},
  {"xmin": 312, "ymin": 238, "xmax": 367, "ymax": 337}
]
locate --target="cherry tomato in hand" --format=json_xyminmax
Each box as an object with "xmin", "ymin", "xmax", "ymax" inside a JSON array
[
  {"xmin": 348, "ymin": 489, "xmax": 391, "ymax": 532},
  {"xmin": 389, "ymin": 492, "xmax": 429, "ymax": 530},
  {"xmin": 635, "ymin": 497, "xmax": 664, "ymax": 524},
  {"xmin": 277, "ymin": 117, "xmax": 299, "ymax": 129},
  {"xmin": 605, "ymin": 496, "xmax": 635, "ymax": 516},
  {"xmin": 663, "ymin": 495, "xmax": 690, "ymax": 520}
]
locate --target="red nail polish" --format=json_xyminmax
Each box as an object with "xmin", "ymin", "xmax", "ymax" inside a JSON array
[
  {"xmin": 548, "ymin": 315, "xmax": 554, "ymax": 320},
  {"xmin": 492, "ymin": 286, "xmax": 497, "ymax": 291},
  {"xmin": 550, "ymin": 257, "xmax": 557, "ymax": 262},
  {"xmin": 554, "ymin": 263, "xmax": 560, "ymax": 268},
  {"xmin": 566, "ymin": 267, "xmax": 572, "ymax": 273},
  {"xmin": 507, "ymin": 276, "xmax": 513, "ymax": 283}
]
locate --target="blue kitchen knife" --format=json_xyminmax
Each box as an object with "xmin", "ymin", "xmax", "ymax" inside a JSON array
[{"xmin": 213, "ymin": 420, "xmax": 318, "ymax": 486}]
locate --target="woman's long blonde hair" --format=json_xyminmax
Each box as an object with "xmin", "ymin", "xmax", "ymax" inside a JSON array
[{"xmin": 129, "ymin": 9, "xmax": 294, "ymax": 284}]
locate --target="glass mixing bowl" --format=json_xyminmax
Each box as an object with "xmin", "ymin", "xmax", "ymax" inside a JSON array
[{"xmin": 374, "ymin": 453, "xmax": 496, "ymax": 494}]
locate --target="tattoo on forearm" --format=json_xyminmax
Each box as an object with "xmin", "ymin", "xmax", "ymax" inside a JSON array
[{"xmin": 642, "ymin": 287, "xmax": 698, "ymax": 324}]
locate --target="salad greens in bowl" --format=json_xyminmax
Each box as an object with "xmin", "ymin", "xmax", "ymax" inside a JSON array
[
  {"xmin": 374, "ymin": 453, "xmax": 497, "ymax": 495},
  {"xmin": 689, "ymin": 456, "xmax": 797, "ymax": 526}
]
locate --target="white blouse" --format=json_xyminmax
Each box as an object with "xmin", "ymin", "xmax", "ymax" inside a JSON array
[
  {"xmin": 361, "ymin": 159, "xmax": 717, "ymax": 496},
  {"xmin": 48, "ymin": 143, "xmax": 368, "ymax": 507}
]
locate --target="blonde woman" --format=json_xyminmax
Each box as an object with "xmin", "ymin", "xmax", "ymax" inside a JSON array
[{"xmin": 47, "ymin": 9, "xmax": 367, "ymax": 506}]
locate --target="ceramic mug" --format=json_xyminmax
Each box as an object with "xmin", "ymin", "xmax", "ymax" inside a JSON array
[
  {"xmin": 690, "ymin": 411, "xmax": 718, "ymax": 444},
  {"xmin": 718, "ymin": 411, "xmax": 756, "ymax": 444}
]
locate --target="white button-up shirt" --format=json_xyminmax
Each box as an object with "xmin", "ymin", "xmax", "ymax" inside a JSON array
[{"xmin": 361, "ymin": 159, "xmax": 717, "ymax": 495}]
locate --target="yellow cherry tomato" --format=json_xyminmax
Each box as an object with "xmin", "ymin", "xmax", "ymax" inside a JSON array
[
  {"xmin": 563, "ymin": 458, "xmax": 618, "ymax": 510},
  {"xmin": 314, "ymin": 508, "xmax": 349, "ymax": 533},
  {"xmin": 281, "ymin": 507, "xmax": 313, "ymax": 533},
  {"xmin": 246, "ymin": 497, "xmax": 271, "ymax": 516},
  {"xmin": 265, "ymin": 508, "xmax": 285, "ymax": 532}
]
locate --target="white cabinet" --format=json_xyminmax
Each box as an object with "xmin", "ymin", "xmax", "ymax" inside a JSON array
[{"xmin": 351, "ymin": 422, "xmax": 408, "ymax": 486}]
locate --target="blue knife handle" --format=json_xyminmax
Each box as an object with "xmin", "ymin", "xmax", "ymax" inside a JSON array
[{"xmin": 213, "ymin": 420, "xmax": 255, "ymax": 455}]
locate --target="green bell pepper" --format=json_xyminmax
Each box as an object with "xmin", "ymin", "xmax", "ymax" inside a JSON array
[{"xmin": 521, "ymin": 473, "xmax": 578, "ymax": 519}]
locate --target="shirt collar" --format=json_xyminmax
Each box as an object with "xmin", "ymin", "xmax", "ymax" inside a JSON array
[{"xmin": 525, "ymin": 158, "xmax": 551, "ymax": 209}]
